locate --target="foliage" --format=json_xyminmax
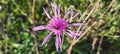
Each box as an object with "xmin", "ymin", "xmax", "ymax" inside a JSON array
[{"xmin": 0, "ymin": 0, "xmax": 120, "ymax": 54}]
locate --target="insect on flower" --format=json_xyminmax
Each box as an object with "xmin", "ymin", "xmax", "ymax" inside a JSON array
[{"xmin": 33, "ymin": 2, "xmax": 82, "ymax": 51}]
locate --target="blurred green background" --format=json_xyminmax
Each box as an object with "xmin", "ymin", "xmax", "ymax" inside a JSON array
[{"xmin": 0, "ymin": 0, "xmax": 120, "ymax": 54}]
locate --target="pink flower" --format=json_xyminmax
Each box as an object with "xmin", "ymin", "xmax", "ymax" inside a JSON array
[{"xmin": 33, "ymin": 2, "xmax": 82, "ymax": 51}]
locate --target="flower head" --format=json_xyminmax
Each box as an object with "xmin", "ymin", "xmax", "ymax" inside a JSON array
[
  {"xmin": 33, "ymin": 2, "xmax": 82, "ymax": 51},
  {"xmin": 48, "ymin": 17, "xmax": 67, "ymax": 34}
]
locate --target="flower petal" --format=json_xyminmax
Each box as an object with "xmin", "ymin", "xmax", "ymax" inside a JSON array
[
  {"xmin": 43, "ymin": 7, "xmax": 51, "ymax": 19},
  {"xmin": 55, "ymin": 35, "xmax": 59, "ymax": 51},
  {"xmin": 33, "ymin": 25, "xmax": 47, "ymax": 31},
  {"xmin": 58, "ymin": 34, "xmax": 62, "ymax": 51},
  {"xmin": 51, "ymin": 3, "xmax": 57, "ymax": 17},
  {"xmin": 70, "ymin": 23, "xmax": 83, "ymax": 26},
  {"xmin": 41, "ymin": 32, "xmax": 53, "ymax": 46},
  {"xmin": 57, "ymin": 7, "xmax": 61, "ymax": 17},
  {"xmin": 64, "ymin": 9, "xmax": 73, "ymax": 19},
  {"xmin": 70, "ymin": 11, "xmax": 73, "ymax": 20},
  {"xmin": 70, "ymin": 12, "xmax": 79, "ymax": 20},
  {"xmin": 66, "ymin": 29, "xmax": 78, "ymax": 38},
  {"xmin": 67, "ymin": 30, "xmax": 75, "ymax": 35},
  {"xmin": 65, "ymin": 31, "xmax": 74, "ymax": 38},
  {"xmin": 77, "ymin": 31, "xmax": 83, "ymax": 37}
]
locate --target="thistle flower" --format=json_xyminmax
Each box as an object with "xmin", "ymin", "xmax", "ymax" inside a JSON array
[{"xmin": 33, "ymin": 2, "xmax": 82, "ymax": 51}]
